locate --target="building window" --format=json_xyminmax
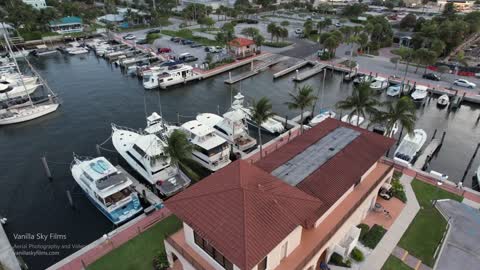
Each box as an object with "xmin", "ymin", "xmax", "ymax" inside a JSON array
[
  {"xmin": 193, "ymin": 231, "xmax": 234, "ymax": 270},
  {"xmin": 258, "ymin": 256, "xmax": 267, "ymax": 270}
]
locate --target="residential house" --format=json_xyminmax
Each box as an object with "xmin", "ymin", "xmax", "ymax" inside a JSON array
[
  {"xmin": 22, "ymin": 0, "xmax": 46, "ymax": 9},
  {"xmin": 165, "ymin": 118, "xmax": 396, "ymax": 270},
  {"xmin": 228, "ymin": 37, "xmax": 258, "ymax": 59},
  {"xmin": 49, "ymin": 17, "xmax": 84, "ymax": 34}
]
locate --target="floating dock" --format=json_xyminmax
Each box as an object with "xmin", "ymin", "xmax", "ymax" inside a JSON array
[
  {"xmin": 224, "ymin": 70, "xmax": 259, "ymax": 84},
  {"xmin": 0, "ymin": 223, "xmax": 22, "ymax": 270},
  {"xmin": 273, "ymin": 60, "xmax": 313, "ymax": 79},
  {"xmin": 224, "ymin": 55, "xmax": 285, "ymax": 84},
  {"xmin": 115, "ymin": 166, "xmax": 163, "ymax": 208},
  {"xmin": 414, "ymin": 138, "xmax": 442, "ymax": 170},
  {"xmin": 293, "ymin": 63, "xmax": 327, "ymax": 81}
]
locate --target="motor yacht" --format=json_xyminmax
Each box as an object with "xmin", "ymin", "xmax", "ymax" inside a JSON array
[
  {"xmin": 411, "ymin": 85, "xmax": 428, "ymax": 102},
  {"xmin": 394, "ymin": 129, "xmax": 427, "ymax": 165},
  {"xmin": 196, "ymin": 112, "xmax": 257, "ymax": 152},
  {"xmin": 370, "ymin": 76, "xmax": 389, "ymax": 90},
  {"xmin": 309, "ymin": 109, "xmax": 336, "ymax": 126},
  {"xmin": 437, "ymin": 94, "xmax": 449, "ymax": 107},
  {"xmin": 181, "ymin": 120, "xmax": 231, "ymax": 171},
  {"xmin": 158, "ymin": 65, "xmax": 197, "ymax": 89},
  {"xmin": 71, "ymin": 156, "xmax": 143, "ymax": 224}
]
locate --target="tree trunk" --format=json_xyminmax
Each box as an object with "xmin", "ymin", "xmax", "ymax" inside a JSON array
[
  {"xmin": 300, "ymin": 108, "xmax": 304, "ymax": 134},
  {"xmin": 357, "ymin": 114, "xmax": 360, "ymax": 127},
  {"xmin": 415, "ymin": 64, "xmax": 419, "ymax": 73},
  {"xmin": 258, "ymin": 125, "xmax": 263, "ymax": 159}
]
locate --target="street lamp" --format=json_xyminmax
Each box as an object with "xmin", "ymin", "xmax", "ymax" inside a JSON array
[{"xmin": 432, "ymin": 181, "xmax": 443, "ymax": 207}]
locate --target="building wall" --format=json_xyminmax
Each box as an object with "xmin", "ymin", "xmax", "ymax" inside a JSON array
[
  {"xmin": 22, "ymin": 0, "xmax": 47, "ymax": 9},
  {"xmin": 184, "ymin": 223, "xmax": 241, "ymax": 270},
  {"xmin": 164, "ymin": 239, "xmax": 197, "ymax": 270},
  {"xmin": 259, "ymin": 225, "xmax": 302, "ymax": 270},
  {"xmin": 301, "ymin": 167, "xmax": 393, "ymax": 270}
]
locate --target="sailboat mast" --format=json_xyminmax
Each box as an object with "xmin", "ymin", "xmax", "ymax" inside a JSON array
[{"xmin": 3, "ymin": 33, "xmax": 33, "ymax": 106}]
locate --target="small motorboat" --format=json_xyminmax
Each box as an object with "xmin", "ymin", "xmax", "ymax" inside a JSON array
[
  {"xmin": 370, "ymin": 76, "xmax": 389, "ymax": 91},
  {"xmin": 341, "ymin": 114, "xmax": 364, "ymax": 126},
  {"xmin": 394, "ymin": 129, "xmax": 427, "ymax": 165},
  {"xmin": 310, "ymin": 109, "xmax": 336, "ymax": 126},
  {"xmin": 437, "ymin": 94, "xmax": 449, "ymax": 107},
  {"xmin": 411, "ymin": 85, "xmax": 428, "ymax": 102},
  {"xmin": 386, "ymin": 84, "xmax": 401, "ymax": 97}
]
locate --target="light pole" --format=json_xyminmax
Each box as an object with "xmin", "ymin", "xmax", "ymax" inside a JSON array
[{"xmin": 432, "ymin": 181, "xmax": 443, "ymax": 207}]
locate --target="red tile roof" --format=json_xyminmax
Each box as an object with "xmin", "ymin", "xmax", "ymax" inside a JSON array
[
  {"xmin": 256, "ymin": 118, "xmax": 395, "ymax": 208},
  {"xmin": 229, "ymin": 37, "xmax": 255, "ymax": 47},
  {"xmin": 165, "ymin": 160, "xmax": 324, "ymax": 270}
]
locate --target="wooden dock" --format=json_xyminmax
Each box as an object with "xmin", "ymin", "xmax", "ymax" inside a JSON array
[
  {"xmin": 414, "ymin": 139, "xmax": 442, "ymax": 170},
  {"xmin": 273, "ymin": 60, "xmax": 313, "ymax": 79},
  {"xmin": 224, "ymin": 70, "xmax": 259, "ymax": 84},
  {"xmin": 224, "ymin": 55, "xmax": 285, "ymax": 84},
  {"xmin": 293, "ymin": 63, "xmax": 327, "ymax": 81},
  {"xmin": 116, "ymin": 166, "xmax": 163, "ymax": 208}
]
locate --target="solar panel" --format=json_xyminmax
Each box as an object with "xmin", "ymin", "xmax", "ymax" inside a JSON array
[{"xmin": 271, "ymin": 127, "xmax": 361, "ymax": 186}]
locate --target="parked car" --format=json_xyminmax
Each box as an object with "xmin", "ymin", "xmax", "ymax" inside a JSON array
[
  {"xmin": 190, "ymin": 42, "xmax": 202, "ymax": 48},
  {"xmin": 205, "ymin": 46, "xmax": 221, "ymax": 53},
  {"xmin": 123, "ymin": 34, "xmax": 136, "ymax": 40},
  {"xmin": 136, "ymin": 39, "xmax": 147, "ymax": 45},
  {"xmin": 422, "ymin": 73, "xmax": 440, "ymax": 81},
  {"xmin": 171, "ymin": 37, "xmax": 183, "ymax": 43},
  {"xmin": 147, "ymin": 29, "xmax": 161, "ymax": 34},
  {"xmin": 181, "ymin": 39, "xmax": 194, "ymax": 45},
  {"xmin": 454, "ymin": 79, "xmax": 476, "ymax": 88},
  {"xmin": 294, "ymin": 28, "xmax": 303, "ymax": 34},
  {"xmin": 158, "ymin": 47, "xmax": 172, "ymax": 54},
  {"xmin": 181, "ymin": 55, "xmax": 199, "ymax": 62},
  {"xmin": 335, "ymin": 22, "xmax": 342, "ymax": 27}
]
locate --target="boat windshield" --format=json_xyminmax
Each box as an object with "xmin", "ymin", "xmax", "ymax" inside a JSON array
[
  {"xmin": 104, "ymin": 187, "xmax": 133, "ymax": 207},
  {"xmin": 143, "ymin": 75, "xmax": 151, "ymax": 83}
]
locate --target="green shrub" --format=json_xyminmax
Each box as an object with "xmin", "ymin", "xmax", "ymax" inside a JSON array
[
  {"xmin": 263, "ymin": 41, "xmax": 292, "ymax": 48},
  {"xmin": 392, "ymin": 178, "xmax": 407, "ymax": 203},
  {"xmin": 361, "ymin": 224, "xmax": 387, "ymax": 249},
  {"xmin": 329, "ymin": 252, "xmax": 351, "ymax": 267},
  {"xmin": 350, "ymin": 247, "xmax": 364, "ymax": 262},
  {"xmin": 357, "ymin": 223, "xmax": 370, "ymax": 241},
  {"xmin": 319, "ymin": 51, "xmax": 334, "ymax": 60},
  {"xmin": 208, "ymin": 57, "xmax": 235, "ymax": 69},
  {"xmin": 179, "ymin": 22, "xmax": 188, "ymax": 28}
]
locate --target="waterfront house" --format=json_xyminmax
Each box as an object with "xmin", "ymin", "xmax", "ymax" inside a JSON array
[
  {"xmin": 22, "ymin": 0, "xmax": 46, "ymax": 9},
  {"xmin": 228, "ymin": 37, "xmax": 258, "ymax": 59},
  {"xmin": 164, "ymin": 118, "xmax": 395, "ymax": 270},
  {"xmin": 49, "ymin": 17, "xmax": 84, "ymax": 34}
]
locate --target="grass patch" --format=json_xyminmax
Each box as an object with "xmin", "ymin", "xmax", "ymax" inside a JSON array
[
  {"xmin": 161, "ymin": 29, "xmax": 220, "ymax": 46},
  {"xmin": 361, "ymin": 224, "xmax": 387, "ymax": 249},
  {"xmin": 146, "ymin": 33, "xmax": 161, "ymax": 44},
  {"xmin": 382, "ymin": 255, "xmax": 412, "ymax": 270},
  {"xmin": 88, "ymin": 215, "xmax": 182, "ymax": 270},
  {"xmin": 398, "ymin": 179, "xmax": 463, "ymax": 267},
  {"xmin": 192, "ymin": 27, "xmax": 220, "ymax": 33},
  {"xmin": 263, "ymin": 41, "xmax": 293, "ymax": 48}
]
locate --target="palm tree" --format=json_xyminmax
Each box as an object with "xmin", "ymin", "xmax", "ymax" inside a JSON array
[
  {"xmin": 336, "ymin": 83, "xmax": 379, "ymax": 127},
  {"xmin": 162, "ymin": 129, "xmax": 194, "ymax": 170},
  {"xmin": 285, "ymin": 85, "xmax": 317, "ymax": 134},
  {"xmin": 251, "ymin": 97, "xmax": 275, "ymax": 158},
  {"xmin": 374, "ymin": 97, "xmax": 417, "ymax": 137}
]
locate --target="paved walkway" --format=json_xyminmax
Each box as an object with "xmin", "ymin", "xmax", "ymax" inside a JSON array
[
  {"xmin": 361, "ymin": 175, "xmax": 420, "ymax": 270},
  {"xmin": 47, "ymin": 208, "xmax": 171, "ymax": 270},
  {"xmin": 392, "ymin": 246, "xmax": 432, "ymax": 270}
]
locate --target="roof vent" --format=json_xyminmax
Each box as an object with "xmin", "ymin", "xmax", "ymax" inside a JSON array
[{"xmin": 329, "ymin": 147, "xmax": 335, "ymax": 151}]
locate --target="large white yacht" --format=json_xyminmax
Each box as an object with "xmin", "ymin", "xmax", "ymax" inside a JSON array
[
  {"xmin": 0, "ymin": 82, "xmax": 40, "ymax": 101},
  {"xmin": 181, "ymin": 120, "xmax": 231, "ymax": 171},
  {"xmin": 158, "ymin": 65, "xmax": 197, "ymax": 89},
  {"xmin": 111, "ymin": 119, "xmax": 190, "ymax": 197},
  {"xmin": 71, "ymin": 156, "xmax": 143, "ymax": 225},
  {"xmin": 230, "ymin": 93, "xmax": 285, "ymax": 134},
  {"xmin": 196, "ymin": 112, "xmax": 257, "ymax": 152}
]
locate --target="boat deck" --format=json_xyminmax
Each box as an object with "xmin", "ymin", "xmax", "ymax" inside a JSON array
[
  {"xmin": 115, "ymin": 165, "xmax": 163, "ymax": 207},
  {"xmin": 413, "ymin": 139, "xmax": 441, "ymax": 170}
]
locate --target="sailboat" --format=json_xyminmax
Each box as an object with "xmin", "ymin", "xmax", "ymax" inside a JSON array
[{"xmin": 0, "ymin": 34, "xmax": 60, "ymax": 125}]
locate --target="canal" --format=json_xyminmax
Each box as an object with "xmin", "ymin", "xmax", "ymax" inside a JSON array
[{"xmin": 0, "ymin": 52, "xmax": 479, "ymax": 269}]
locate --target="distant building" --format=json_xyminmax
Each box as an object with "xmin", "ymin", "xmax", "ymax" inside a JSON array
[
  {"xmin": 164, "ymin": 118, "xmax": 396, "ymax": 270},
  {"xmin": 22, "ymin": 0, "xmax": 47, "ymax": 9},
  {"xmin": 97, "ymin": 14, "xmax": 125, "ymax": 24},
  {"xmin": 228, "ymin": 37, "xmax": 258, "ymax": 59},
  {"xmin": 49, "ymin": 17, "xmax": 84, "ymax": 34},
  {"xmin": 181, "ymin": 0, "xmax": 236, "ymax": 9},
  {"xmin": 437, "ymin": 0, "xmax": 475, "ymax": 10}
]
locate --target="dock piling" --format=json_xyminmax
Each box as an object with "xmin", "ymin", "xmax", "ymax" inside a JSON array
[
  {"xmin": 177, "ymin": 112, "xmax": 180, "ymax": 125},
  {"xmin": 440, "ymin": 131, "xmax": 446, "ymax": 145},
  {"xmin": 432, "ymin": 129, "xmax": 437, "ymax": 140},
  {"xmin": 229, "ymin": 72, "xmax": 232, "ymax": 82},
  {"xmin": 461, "ymin": 142, "xmax": 480, "ymax": 183},
  {"xmin": 41, "ymin": 156, "xmax": 52, "ymax": 180},
  {"xmin": 66, "ymin": 190, "xmax": 74, "ymax": 208},
  {"xmin": 476, "ymin": 112, "xmax": 480, "ymax": 123}
]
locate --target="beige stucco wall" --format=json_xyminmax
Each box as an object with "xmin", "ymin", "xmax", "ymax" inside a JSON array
[
  {"xmin": 164, "ymin": 239, "xmax": 197, "ymax": 270},
  {"xmin": 258, "ymin": 225, "xmax": 303, "ymax": 270},
  {"xmin": 301, "ymin": 168, "xmax": 393, "ymax": 270}
]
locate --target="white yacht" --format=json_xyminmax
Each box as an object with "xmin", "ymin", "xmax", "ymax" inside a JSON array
[
  {"xmin": 32, "ymin": 45, "xmax": 58, "ymax": 56},
  {"xmin": 394, "ymin": 129, "xmax": 427, "ymax": 165},
  {"xmin": 353, "ymin": 75, "xmax": 373, "ymax": 85},
  {"xmin": 309, "ymin": 109, "xmax": 336, "ymax": 126},
  {"xmin": 68, "ymin": 47, "xmax": 89, "ymax": 55},
  {"xmin": 158, "ymin": 65, "xmax": 197, "ymax": 89},
  {"xmin": 370, "ymin": 76, "xmax": 389, "ymax": 90},
  {"xmin": 9, "ymin": 49, "xmax": 31, "ymax": 59},
  {"xmin": 181, "ymin": 120, "xmax": 231, "ymax": 171},
  {"xmin": 144, "ymin": 112, "xmax": 179, "ymax": 136},
  {"xmin": 231, "ymin": 93, "xmax": 285, "ymax": 134},
  {"xmin": 71, "ymin": 156, "xmax": 143, "ymax": 225},
  {"xmin": 411, "ymin": 85, "xmax": 428, "ymax": 102},
  {"xmin": 437, "ymin": 94, "xmax": 449, "ymax": 107},
  {"xmin": 372, "ymin": 122, "xmax": 399, "ymax": 137},
  {"xmin": 111, "ymin": 123, "xmax": 191, "ymax": 197},
  {"xmin": 341, "ymin": 114, "xmax": 365, "ymax": 126},
  {"xmin": 196, "ymin": 112, "xmax": 257, "ymax": 152},
  {"xmin": 0, "ymin": 82, "xmax": 40, "ymax": 101},
  {"xmin": 1, "ymin": 73, "xmax": 38, "ymax": 86}
]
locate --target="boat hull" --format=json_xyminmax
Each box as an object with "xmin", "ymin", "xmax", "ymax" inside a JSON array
[
  {"xmin": 0, "ymin": 103, "xmax": 59, "ymax": 125},
  {"xmin": 0, "ymin": 84, "xmax": 40, "ymax": 101}
]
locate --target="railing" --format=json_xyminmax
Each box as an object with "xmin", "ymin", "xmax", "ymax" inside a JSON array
[
  {"xmin": 295, "ymin": 165, "xmax": 394, "ymax": 270},
  {"xmin": 166, "ymin": 236, "xmax": 208, "ymax": 270}
]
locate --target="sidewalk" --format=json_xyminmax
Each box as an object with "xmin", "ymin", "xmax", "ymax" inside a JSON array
[
  {"xmin": 361, "ymin": 175, "xmax": 420, "ymax": 270},
  {"xmin": 392, "ymin": 246, "xmax": 432, "ymax": 270}
]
